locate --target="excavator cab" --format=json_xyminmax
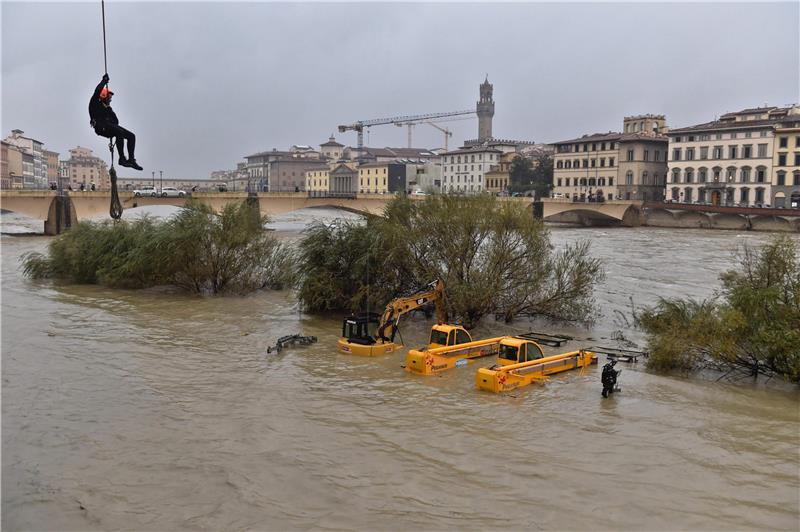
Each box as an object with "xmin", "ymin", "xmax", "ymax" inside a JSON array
[{"xmin": 341, "ymin": 312, "xmax": 380, "ymax": 345}]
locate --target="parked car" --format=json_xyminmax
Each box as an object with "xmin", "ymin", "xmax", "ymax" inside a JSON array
[
  {"xmin": 410, "ymin": 189, "xmax": 427, "ymax": 196},
  {"xmin": 134, "ymin": 186, "xmax": 158, "ymax": 197},
  {"xmin": 160, "ymin": 187, "xmax": 186, "ymax": 197}
]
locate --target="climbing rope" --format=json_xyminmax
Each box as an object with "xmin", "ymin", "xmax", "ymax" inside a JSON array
[
  {"xmin": 101, "ymin": 0, "xmax": 108, "ymax": 74},
  {"xmin": 108, "ymin": 141, "xmax": 123, "ymax": 220},
  {"xmin": 101, "ymin": 1, "xmax": 122, "ymax": 221}
]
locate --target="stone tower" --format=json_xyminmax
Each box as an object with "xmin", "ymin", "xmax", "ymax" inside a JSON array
[{"xmin": 477, "ymin": 76, "xmax": 495, "ymax": 141}]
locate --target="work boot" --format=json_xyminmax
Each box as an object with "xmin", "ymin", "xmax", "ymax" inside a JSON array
[
  {"xmin": 118, "ymin": 156, "xmax": 132, "ymax": 168},
  {"xmin": 128, "ymin": 158, "xmax": 143, "ymax": 171}
]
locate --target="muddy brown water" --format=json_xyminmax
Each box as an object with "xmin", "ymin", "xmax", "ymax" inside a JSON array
[{"xmin": 2, "ymin": 210, "xmax": 799, "ymax": 530}]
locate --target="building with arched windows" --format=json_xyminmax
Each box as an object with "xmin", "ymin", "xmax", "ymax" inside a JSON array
[
  {"xmin": 551, "ymin": 115, "xmax": 668, "ymax": 202},
  {"xmin": 667, "ymin": 105, "xmax": 799, "ymax": 207}
]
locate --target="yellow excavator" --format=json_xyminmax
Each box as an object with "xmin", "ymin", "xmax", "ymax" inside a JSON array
[{"xmin": 338, "ymin": 280, "xmax": 472, "ymax": 357}]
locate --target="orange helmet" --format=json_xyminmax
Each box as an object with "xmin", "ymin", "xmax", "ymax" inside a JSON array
[{"xmin": 99, "ymin": 87, "xmax": 114, "ymax": 100}]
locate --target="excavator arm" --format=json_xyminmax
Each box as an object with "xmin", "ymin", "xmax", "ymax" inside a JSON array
[{"xmin": 377, "ymin": 280, "xmax": 446, "ymax": 343}]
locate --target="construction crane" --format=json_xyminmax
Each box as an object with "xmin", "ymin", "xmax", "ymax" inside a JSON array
[
  {"xmin": 338, "ymin": 109, "xmax": 474, "ymax": 150},
  {"xmin": 424, "ymin": 122, "xmax": 453, "ymax": 152}
]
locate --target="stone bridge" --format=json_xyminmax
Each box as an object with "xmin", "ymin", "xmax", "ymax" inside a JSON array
[
  {"xmin": 643, "ymin": 202, "xmax": 800, "ymax": 232},
  {"xmin": 542, "ymin": 198, "xmax": 800, "ymax": 232},
  {"xmin": 0, "ymin": 190, "xmax": 536, "ymax": 234},
  {"xmin": 542, "ymin": 199, "xmax": 645, "ymax": 227}
]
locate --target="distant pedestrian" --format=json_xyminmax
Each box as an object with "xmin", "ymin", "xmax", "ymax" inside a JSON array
[
  {"xmin": 91, "ymin": 182, "xmax": 96, "ymax": 191},
  {"xmin": 80, "ymin": 183, "xmax": 85, "ymax": 192}
]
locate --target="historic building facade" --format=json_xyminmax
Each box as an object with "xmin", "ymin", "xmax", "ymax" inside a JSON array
[
  {"xmin": 551, "ymin": 115, "xmax": 668, "ymax": 202},
  {"xmin": 440, "ymin": 146, "xmax": 502, "ymax": 194},
  {"xmin": 3, "ymin": 129, "xmax": 45, "ymax": 188},
  {"xmin": 771, "ymin": 118, "xmax": 800, "ymax": 208},
  {"xmin": 64, "ymin": 146, "xmax": 110, "ymax": 190},
  {"xmin": 667, "ymin": 106, "xmax": 798, "ymax": 206}
]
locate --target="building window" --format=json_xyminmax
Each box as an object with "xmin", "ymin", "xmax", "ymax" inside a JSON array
[
  {"xmin": 583, "ymin": 159, "xmax": 589, "ymax": 168},
  {"xmin": 757, "ymin": 144, "xmax": 768, "ymax": 158},
  {"xmin": 628, "ymin": 149, "xmax": 635, "ymax": 161},
  {"xmin": 741, "ymin": 166, "xmax": 750, "ymax": 183},
  {"xmin": 743, "ymin": 145, "xmax": 752, "ymax": 158},
  {"xmin": 700, "ymin": 147, "xmax": 708, "ymax": 160},
  {"xmin": 794, "ymin": 172, "xmax": 800, "ymax": 186},
  {"xmin": 674, "ymin": 136, "xmax": 682, "ymax": 142},
  {"xmin": 672, "ymin": 169, "xmax": 680, "ymax": 183},
  {"xmin": 643, "ymin": 149, "xmax": 649, "ymax": 161},
  {"xmin": 778, "ymin": 154, "xmax": 787, "ymax": 166},
  {"xmin": 672, "ymin": 148, "xmax": 681, "ymax": 161},
  {"xmin": 715, "ymin": 133, "xmax": 722, "ymax": 140},
  {"xmin": 591, "ymin": 159, "xmax": 596, "ymax": 168},
  {"xmin": 626, "ymin": 171, "xmax": 633, "ymax": 185},
  {"xmin": 609, "ymin": 157, "xmax": 615, "ymax": 167},
  {"xmin": 654, "ymin": 150, "xmax": 660, "ymax": 161},
  {"xmin": 779, "ymin": 137, "xmax": 788, "ymax": 149},
  {"xmin": 728, "ymin": 145, "xmax": 738, "ymax": 159},
  {"xmin": 557, "ymin": 178, "xmax": 562, "ymax": 187},
  {"xmin": 713, "ymin": 146, "xmax": 723, "ymax": 159},
  {"xmin": 699, "ymin": 168, "xmax": 707, "ymax": 183},
  {"xmin": 745, "ymin": 132, "xmax": 752, "ymax": 139},
  {"xmin": 642, "ymin": 171, "xmax": 649, "ymax": 185},
  {"xmin": 756, "ymin": 168, "xmax": 766, "ymax": 183},
  {"xmin": 685, "ymin": 169, "xmax": 693, "ymax": 183},
  {"xmin": 795, "ymin": 153, "xmax": 800, "ymax": 166},
  {"xmin": 777, "ymin": 171, "xmax": 786, "ymax": 186},
  {"xmin": 600, "ymin": 158, "xmax": 605, "ymax": 167},
  {"xmin": 740, "ymin": 188, "xmax": 750, "ymax": 204}
]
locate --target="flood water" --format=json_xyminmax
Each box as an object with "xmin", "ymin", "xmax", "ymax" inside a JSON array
[{"xmin": 2, "ymin": 209, "xmax": 799, "ymax": 531}]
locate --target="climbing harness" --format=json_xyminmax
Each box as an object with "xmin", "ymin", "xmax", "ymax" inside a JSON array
[{"xmin": 100, "ymin": 0, "xmax": 122, "ymax": 221}]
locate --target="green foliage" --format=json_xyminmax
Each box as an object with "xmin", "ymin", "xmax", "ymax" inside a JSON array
[
  {"xmin": 509, "ymin": 154, "xmax": 554, "ymax": 199},
  {"xmin": 22, "ymin": 201, "xmax": 293, "ymax": 295},
  {"xmin": 296, "ymin": 194, "xmax": 604, "ymax": 328},
  {"xmin": 637, "ymin": 235, "xmax": 800, "ymax": 382}
]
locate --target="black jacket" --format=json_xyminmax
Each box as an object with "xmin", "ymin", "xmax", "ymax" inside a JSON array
[{"xmin": 88, "ymin": 78, "xmax": 118, "ymax": 129}]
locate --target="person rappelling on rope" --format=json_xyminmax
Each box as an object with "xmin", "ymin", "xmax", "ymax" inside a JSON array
[{"xmin": 89, "ymin": 73, "xmax": 143, "ymax": 171}]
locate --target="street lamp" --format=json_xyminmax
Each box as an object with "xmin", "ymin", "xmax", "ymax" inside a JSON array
[
  {"xmin": 160, "ymin": 170, "xmax": 163, "ymax": 193},
  {"xmin": 152, "ymin": 171, "xmax": 155, "ymax": 189}
]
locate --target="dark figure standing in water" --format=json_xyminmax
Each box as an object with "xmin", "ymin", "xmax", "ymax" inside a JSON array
[
  {"xmin": 601, "ymin": 359, "xmax": 619, "ymax": 398},
  {"xmin": 89, "ymin": 74, "xmax": 142, "ymax": 171}
]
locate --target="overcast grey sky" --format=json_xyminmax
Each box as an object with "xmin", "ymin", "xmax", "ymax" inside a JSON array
[{"xmin": 2, "ymin": 1, "xmax": 798, "ymax": 178}]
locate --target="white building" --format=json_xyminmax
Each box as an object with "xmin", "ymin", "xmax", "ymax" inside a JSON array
[
  {"xmin": 3, "ymin": 129, "xmax": 45, "ymax": 188},
  {"xmin": 440, "ymin": 147, "xmax": 502, "ymax": 194},
  {"xmin": 667, "ymin": 106, "xmax": 795, "ymax": 206}
]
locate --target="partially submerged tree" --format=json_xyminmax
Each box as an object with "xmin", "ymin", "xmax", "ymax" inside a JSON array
[
  {"xmin": 296, "ymin": 194, "xmax": 604, "ymax": 328},
  {"xmin": 637, "ymin": 235, "xmax": 800, "ymax": 383},
  {"xmin": 23, "ymin": 201, "xmax": 293, "ymax": 295}
]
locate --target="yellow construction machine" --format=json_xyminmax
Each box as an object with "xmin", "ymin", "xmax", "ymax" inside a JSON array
[{"xmin": 338, "ymin": 280, "xmax": 472, "ymax": 356}]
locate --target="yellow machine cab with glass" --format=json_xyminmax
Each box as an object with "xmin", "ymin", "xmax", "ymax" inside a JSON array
[{"xmin": 337, "ymin": 280, "xmax": 447, "ymax": 356}]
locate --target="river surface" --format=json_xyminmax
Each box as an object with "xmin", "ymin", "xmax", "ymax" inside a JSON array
[{"xmin": 2, "ymin": 209, "xmax": 799, "ymax": 531}]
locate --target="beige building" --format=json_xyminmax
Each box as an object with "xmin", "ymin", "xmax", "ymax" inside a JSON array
[
  {"xmin": 358, "ymin": 162, "xmax": 389, "ymax": 194},
  {"xmin": 43, "ymin": 149, "xmax": 59, "ymax": 184},
  {"xmin": 484, "ymin": 152, "xmax": 514, "ymax": 194},
  {"xmin": 667, "ymin": 106, "xmax": 799, "ymax": 206},
  {"xmin": 772, "ymin": 120, "xmax": 800, "ymax": 208},
  {"xmin": 320, "ymin": 135, "xmax": 345, "ymax": 161},
  {"xmin": 305, "ymin": 167, "xmax": 330, "ymax": 194},
  {"xmin": 551, "ymin": 115, "xmax": 668, "ymax": 202},
  {"xmin": 2, "ymin": 142, "xmax": 25, "ymax": 189},
  {"xmin": 64, "ymin": 146, "xmax": 110, "ymax": 190}
]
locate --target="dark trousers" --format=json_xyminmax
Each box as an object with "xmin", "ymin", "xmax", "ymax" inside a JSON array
[{"xmin": 95, "ymin": 123, "xmax": 136, "ymax": 159}]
